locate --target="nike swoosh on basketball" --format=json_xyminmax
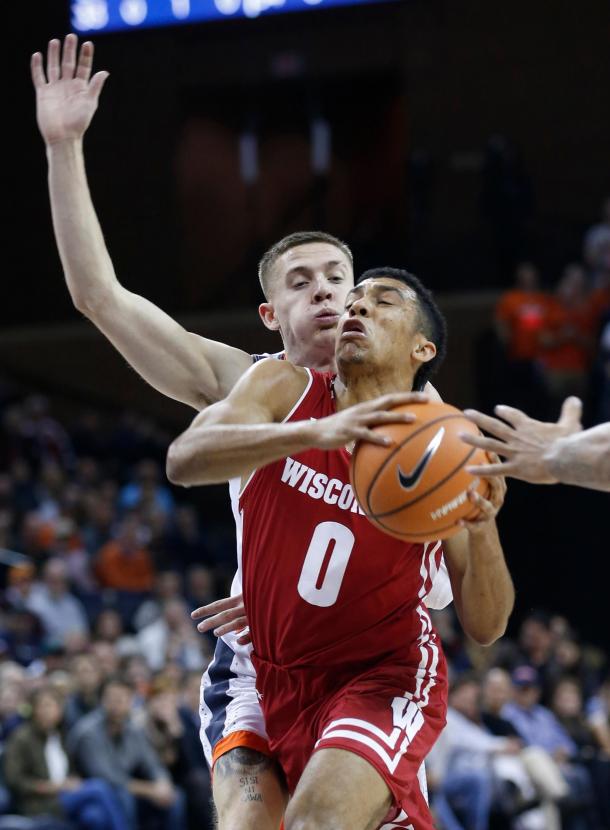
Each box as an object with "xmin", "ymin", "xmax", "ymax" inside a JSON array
[{"xmin": 397, "ymin": 427, "xmax": 445, "ymax": 490}]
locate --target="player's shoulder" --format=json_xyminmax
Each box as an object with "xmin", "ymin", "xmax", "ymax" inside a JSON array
[{"xmin": 240, "ymin": 357, "xmax": 311, "ymax": 418}]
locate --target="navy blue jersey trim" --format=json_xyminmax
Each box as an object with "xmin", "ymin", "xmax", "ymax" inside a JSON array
[
  {"xmin": 203, "ymin": 638, "xmax": 237, "ymax": 750},
  {"xmin": 252, "ymin": 351, "xmax": 285, "ymax": 363}
]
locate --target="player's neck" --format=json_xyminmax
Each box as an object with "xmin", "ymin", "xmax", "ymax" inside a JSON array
[
  {"xmin": 334, "ymin": 369, "xmax": 415, "ymax": 410},
  {"xmin": 286, "ymin": 345, "xmax": 336, "ymax": 373}
]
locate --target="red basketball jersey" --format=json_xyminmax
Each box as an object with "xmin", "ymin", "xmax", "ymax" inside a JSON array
[{"xmin": 239, "ymin": 369, "xmax": 447, "ymax": 682}]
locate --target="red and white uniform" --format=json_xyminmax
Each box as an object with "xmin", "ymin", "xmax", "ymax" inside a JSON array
[{"xmin": 239, "ymin": 369, "xmax": 448, "ymax": 829}]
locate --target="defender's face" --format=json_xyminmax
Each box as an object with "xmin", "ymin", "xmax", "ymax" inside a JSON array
[
  {"xmin": 260, "ymin": 243, "xmax": 353, "ymax": 359},
  {"xmin": 336, "ymin": 277, "xmax": 426, "ymax": 370}
]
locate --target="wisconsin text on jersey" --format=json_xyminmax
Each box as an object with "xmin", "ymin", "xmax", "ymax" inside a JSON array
[{"xmin": 280, "ymin": 457, "xmax": 366, "ymax": 514}]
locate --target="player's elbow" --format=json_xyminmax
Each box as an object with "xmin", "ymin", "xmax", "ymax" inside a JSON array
[
  {"xmin": 466, "ymin": 614, "xmax": 509, "ymax": 647},
  {"xmin": 166, "ymin": 441, "xmax": 196, "ymax": 487}
]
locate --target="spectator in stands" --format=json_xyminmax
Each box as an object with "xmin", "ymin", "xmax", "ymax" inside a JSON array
[
  {"xmin": 63, "ymin": 654, "xmax": 103, "ymax": 730},
  {"xmin": 118, "ymin": 459, "xmax": 175, "ymax": 523},
  {"xmin": 92, "ymin": 609, "xmax": 138, "ymax": 658},
  {"xmin": 539, "ymin": 264, "xmax": 596, "ymax": 409},
  {"xmin": 120, "ymin": 654, "xmax": 153, "ymax": 707},
  {"xmin": 552, "ymin": 676, "xmax": 610, "ymax": 827},
  {"xmin": 95, "ymin": 514, "xmax": 155, "ymax": 626},
  {"xmin": 25, "ymin": 558, "xmax": 89, "ymax": 649},
  {"xmin": 81, "ymin": 494, "xmax": 115, "ymax": 555},
  {"xmin": 586, "ymin": 672, "xmax": 610, "ymax": 755},
  {"xmin": 482, "ymin": 668, "xmax": 569, "ymax": 830},
  {"xmin": 133, "ymin": 570, "xmax": 183, "ymax": 632},
  {"xmin": 0, "ymin": 678, "xmax": 25, "ymax": 747},
  {"xmin": 144, "ymin": 675, "xmax": 212, "ymax": 830},
  {"xmin": 494, "ymin": 262, "xmax": 551, "ymax": 417},
  {"xmin": 426, "ymin": 673, "xmax": 523, "ymax": 830},
  {"xmin": 3, "ymin": 686, "xmax": 126, "ymax": 830},
  {"xmin": 184, "ymin": 565, "xmax": 215, "ymax": 613},
  {"xmin": 137, "ymin": 599, "xmax": 205, "ymax": 673},
  {"xmin": 90, "ymin": 641, "xmax": 121, "ymax": 681},
  {"xmin": 162, "ymin": 506, "xmax": 210, "ymax": 572},
  {"xmin": 68, "ymin": 676, "xmax": 185, "ymax": 830},
  {"xmin": 503, "ymin": 666, "xmax": 596, "ymax": 830},
  {"xmin": 95, "ymin": 513, "xmax": 154, "ymax": 593}
]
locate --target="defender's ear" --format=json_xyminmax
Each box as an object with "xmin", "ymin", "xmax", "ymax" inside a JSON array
[{"xmin": 259, "ymin": 303, "xmax": 281, "ymax": 332}]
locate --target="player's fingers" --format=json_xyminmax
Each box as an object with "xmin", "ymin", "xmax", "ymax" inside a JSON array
[
  {"xmin": 213, "ymin": 617, "xmax": 248, "ymax": 637},
  {"xmin": 197, "ymin": 607, "xmax": 245, "ymax": 633},
  {"xmin": 467, "ymin": 462, "xmax": 509, "ymax": 477},
  {"xmin": 558, "ymin": 396, "xmax": 583, "ymax": 430},
  {"xmin": 362, "ymin": 411, "xmax": 417, "ymax": 426},
  {"xmin": 77, "ymin": 39, "xmax": 95, "ymax": 81},
  {"xmin": 236, "ymin": 628, "xmax": 252, "ymax": 646},
  {"xmin": 47, "ymin": 38, "xmax": 61, "ymax": 82},
  {"xmin": 31, "ymin": 52, "xmax": 47, "ymax": 88},
  {"xmin": 61, "ymin": 33, "xmax": 77, "ymax": 78},
  {"xmin": 191, "ymin": 594, "xmax": 244, "ymax": 619},
  {"xmin": 460, "ymin": 433, "xmax": 513, "ymax": 456},
  {"xmin": 462, "ymin": 410, "xmax": 514, "ymax": 441},
  {"xmin": 481, "ymin": 472, "xmax": 507, "ymax": 505},
  {"xmin": 88, "ymin": 70, "xmax": 109, "ymax": 99},
  {"xmin": 492, "ymin": 404, "xmax": 529, "ymax": 427},
  {"xmin": 354, "ymin": 428, "xmax": 394, "ymax": 446}
]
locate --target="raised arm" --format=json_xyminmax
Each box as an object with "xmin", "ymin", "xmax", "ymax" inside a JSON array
[{"xmin": 32, "ymin": 35, "xmax": 252, "ymax": 411}]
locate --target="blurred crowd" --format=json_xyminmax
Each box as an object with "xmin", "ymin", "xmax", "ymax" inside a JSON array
[
  {"xmin": 484, "ymin": 196, "xmax": 610, "ymax": 424},
  {"xmin": 1, "ymin": 241, "xmax": 610, "ymax": 827}
]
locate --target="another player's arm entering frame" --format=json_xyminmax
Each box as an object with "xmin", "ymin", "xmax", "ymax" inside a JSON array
[{"xmin": 33, "ymin": 35, "xmax": 252, "ymax": 412}]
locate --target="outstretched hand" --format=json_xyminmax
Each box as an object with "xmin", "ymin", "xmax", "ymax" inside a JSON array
[
  {"xmin": 460, "ymin": 397, "xmax": 583, "ymax": 484},
  {"xmin": 32, "ymin": 34, "xmax": 109, "ymax": 146},
  {"xmin": 191, "ymin": 594, "xmax": 251, "ymax": 646}
]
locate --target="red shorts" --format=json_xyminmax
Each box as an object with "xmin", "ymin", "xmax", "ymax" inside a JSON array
[{"xmin": 255, "ymin": 656, "xmax": 448, "ymax": 830}]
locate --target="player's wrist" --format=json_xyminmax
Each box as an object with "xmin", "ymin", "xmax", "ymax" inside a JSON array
[
  {"xmin": 46, "ymin": 137, "xmax": 84, "ymax": 157},
  {"xmin": 541, "ymin": 441, "xmax": 562, "ymax": 484}
]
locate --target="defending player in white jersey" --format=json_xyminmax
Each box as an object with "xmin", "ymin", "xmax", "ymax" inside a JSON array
[{"xmin": 32, "ymin": 34, "xmax": 452, "ymax": 830}]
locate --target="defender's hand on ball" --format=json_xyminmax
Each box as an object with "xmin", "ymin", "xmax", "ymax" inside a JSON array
[{"xmin": 313, "ymin": 392, "xmax": 429, "ymax": 450}]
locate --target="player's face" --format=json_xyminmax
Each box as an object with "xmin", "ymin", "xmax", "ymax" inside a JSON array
[
  {"xmin": 259, "ymin": 243, "xmax": 353, "ymax": 367},
  {"xmin": 336, "ymin": 277, "xmax": 436, "ymax": 380}
]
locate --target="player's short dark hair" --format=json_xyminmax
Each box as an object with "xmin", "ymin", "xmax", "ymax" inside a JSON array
[
  {"xmin": 258, "ymin": 231, "xmax": 353, "ymax": 299},
  {"xmin": 356, "ymin": 267, "xmax": 447, "ymax": 391}
]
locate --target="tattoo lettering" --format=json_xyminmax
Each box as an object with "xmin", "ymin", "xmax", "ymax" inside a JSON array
[{"xmin": 239, "ymin": 774, "xmax": 263, "ymax": 802}]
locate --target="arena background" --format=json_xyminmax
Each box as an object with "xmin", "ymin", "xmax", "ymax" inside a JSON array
[{"xmin": 8, "ymin": 1, "xmax": 609, "ymax": 650}]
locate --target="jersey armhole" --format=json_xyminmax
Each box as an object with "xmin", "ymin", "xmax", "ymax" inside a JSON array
[{"xmin": 238, "ymin": 368, "xmax": 314, "ymax": 500}]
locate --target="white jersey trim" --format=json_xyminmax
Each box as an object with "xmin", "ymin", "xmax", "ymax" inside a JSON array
[{"xmin": 238, "ymin": 367, "xmax": 314, "ymax": 500}]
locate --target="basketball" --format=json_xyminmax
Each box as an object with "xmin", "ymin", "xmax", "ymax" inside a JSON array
[{"xmin": 350, "ymin": 402, "xmax": 491, "ymax": 542}]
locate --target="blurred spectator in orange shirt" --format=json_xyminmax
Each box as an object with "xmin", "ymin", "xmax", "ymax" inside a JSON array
[
  {"xmin": 494, "ymin": 262, "xmax": 553, "ymax": 417},
  {"xmin": 495, "ymin": 262, "xmax": 552, "ymax": 360},
  {"xmin": 539, "ymin": 264, "xmax": 596, "ymax": 407},
  {"xmin": 95, "ymin": 513, "xmax": 155, "ymax": 593}
]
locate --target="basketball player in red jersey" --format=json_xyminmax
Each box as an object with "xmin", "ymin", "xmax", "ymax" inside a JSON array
[
  {"xmin": 31, "ymin": 36, "xmax": 452, "ymax": 830},
  {"xmin": 167, "ymin": 268, "xmax": 515, "ymax": 830}
]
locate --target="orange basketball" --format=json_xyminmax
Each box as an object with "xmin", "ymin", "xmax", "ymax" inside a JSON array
[{"xmin": 349, "ymin": 402, "xmax": 490, "ymax": 542}]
